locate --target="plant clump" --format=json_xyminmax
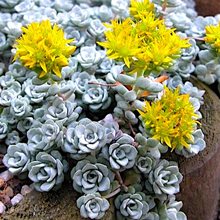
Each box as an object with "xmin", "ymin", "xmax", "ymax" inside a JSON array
[
  {"xmin": 13, "ymin": 20, "xmax": 76, "ymax": 79},
  {"xmin": 98, "ymin": 0, "xmax": 190, "ymax": 76},
  {"xmin": 138, "ymin": 86, "xmax": 199, "ymax": 150},
  {"xmin": 0, "ymin": 0, "xmax": 210, "ymax": 219}
]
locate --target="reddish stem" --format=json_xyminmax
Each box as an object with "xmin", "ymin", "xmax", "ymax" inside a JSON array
[
  {"xmin": 129, "ymin": 122, "xmax": 136, "ymax": 137},
  {"xmin": 88, "ymin": 81, "xmax": 121, "ymax": 87},
  {"xmin": 115, "ymin": 171, "xmax": 128, "ymax": 191},
  {"xmin": 104, "ymin": 186, "xmax": 121, "ymax": 199},
  {"xmin": 159, "ymin": 0, "xmax": 167, "ymax": 19}
]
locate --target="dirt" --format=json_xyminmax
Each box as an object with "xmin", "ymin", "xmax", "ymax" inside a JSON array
[{"xmin": 1, "ymin": 180, "xmax": 115, "ymax": 220}]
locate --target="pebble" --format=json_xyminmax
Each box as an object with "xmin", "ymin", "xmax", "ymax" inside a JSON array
[
  {"xmin": 0, "ymin": 178, "xmax": 5, "ymax": 188},
  {"xmin": 21, "ymin": 185, "xmax": 32, "ymax": 196},
  {"xmin": 0, "ymin": 201, "xmax": 6, "ymax": 214},
  {"xmin": 5, "ymin": 186, "xmax": 14, "ymax": 198},
  {"xmin": 0, "ymin": 171, "xmax": 13, "ymax": 182},
  {"xmin": 11, "ymin": 194, "xmax": 23, "ymax": 206},
  {"xmin": 2, "ymin": 195, "xmax": 11, "ymax": 205}
]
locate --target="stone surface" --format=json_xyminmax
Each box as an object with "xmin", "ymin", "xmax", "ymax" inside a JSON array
[
  {"xmin": 11, "ymin": 194, "xmax": 24, "ymax": 206},
  {"xmin": 0, "ymin": 171, "xmax": 13, "ymax": 182},
  {"xmin": 0, "ymin": 202, "xmax": 6, "ymax": 215},
  {"xmin": 5, "ymin": 186, "xmax": 13, "ymax": 198},
  {"xmin": 21, "ymin": 185, "xmax": 32, "ymax": 196},
  {"xmin": 0, "ymin": 178, "xmax": 5, "ymax": 188}
]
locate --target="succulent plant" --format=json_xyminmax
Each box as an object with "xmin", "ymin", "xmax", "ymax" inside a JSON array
[
  {"xmin": 111, "ymin": 0, "xmax": 129, "ymax": 19},
  {"xmin": 27, "ymin": 119, "xmax": 63, "ymax": 154},
  {"xmin": 145, "ymin": 160, "xmax": 183, "ymax": 195},
  {"xmin": 180, "ymin": 81, "xmax": 205, "ymax": 103},
  {"xmin": 77, "ymin": 193, "xmax": 110, "ymax": 219},
  {"xmin": 195, "ymin": 49, "xmax": 219, "ymax": 85},
  {"xmin": 3, "ymin": 143, "xmax": 31, "ymax": 175},
  {"xmin": 71, "ymin": 157, "xmax": 114, "ymax": 194},
  {"xmin": 71, "ymin": 71, "xmax": 94, "ymax": 95},
  {"xmin": 1, "ymin": 107, "xmax": 17, "ymax": 125},
  {"xmin": 0, "ymin": 119, "xmax": 8, "ymax": 139},
  {"xmin": 28, "ymin": 150, "xmax": 67, "ymax": 192},
  {"xmin": 158, "ymin": 195, "xmax": 187, "ymax": 220},
  {"xmin": 165, "ymin": 12, "xmax": 192, "ymax": 31},
  {"xmin": 0, "ymin": 0, "xmax": 209, "ymax": 219},
  {"xmin": 76, "ymin": 46, "xmax": 101, "ymax": 70},
  {"xmin": 0, "ymin": 75, "xmax": 20, "ymax": 90},
  {"xmin": 115, "ymin": 191, "xmax": 151, "ymax": 220},
  {"xmin": 10, "ymin": 96, "xmax": 32, "ymax": 118},
  {"xmin": 23, "ymin": 78, "xmax": 49, "ymax": 103},
  {"xmin": 0, "ymin": 0, "xmax": 23, "ymax": 9},
  {"xmin": 7, "ymin": 61, "xmax": 35, "ymax": 83},
  {"xmin": 135, "ymin": 134, "xmax": 168, "ymax": 159},
  {"xmin": 88, "ymin": 19, "xmax": 106, "ymax": 38},
  {"xmin": 5, "ymin": 130, "xmax": 20, "ymax": 145},
  {"xmin": 43, "ymin": 96, "xmax": 82, "ymax": 126},
  {"xmin": 0, "ymin": 32, "xmax": 7, "ymax": 51},
  {"xmin": 17, "ymin": 116, "xmax": 33, "ymax": 132},
  {"xmin": 95, "ymin": 5, "xmax": 113, "ymax": 22},
  {"xmin": 135, "ymin": 153, "xmax": 157, "ymax": 175},
  {"xmin": 0, "ymin": 89, "xmax": 19, "ymax": 106},
  {"xmin": 69, "ymin": 5, "xmax": 90, "ymax": 27},
  {"xmin": 2, "ymin": 20, "xmax": 22, "ymax": 41},
  {"xmin": 176, "ymin": 129, "xmax": 206, "ymax": 158},
  {"xmin": 187, "ymin": 16, "xmax": 217, "ymax": 38},
  {"xmin": 63, "ymin": 118, "xmax": 107, "ymax": 159},
  {"xmin": 102, "ymin": 134, "xmax": 138, "ymax": 171},
  {"xmin": 61, "ymin": 57, "xmax": 79, "ymax": 78},
  {"xmin": 99, "ymin": 114, "xmax": 122, "ymax": 143},
  {"xmin": 96, "ymin": 56, "xmax": 114, "ymax": 75},
  {"xmin": 82, "ymin": 79, "xmax": 112, "ymax": 112}
]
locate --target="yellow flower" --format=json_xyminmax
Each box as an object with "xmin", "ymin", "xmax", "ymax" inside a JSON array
[
  {"xmin": 98, "ymin": 19, "xmax": 141, "ymax": 68},
  {"xmin": 138, "ymin": 87, "xmax": 199, "ymax": 151},
  {"xmin": 130, "ymin": 0, "xmax": 155, "ymax": 19},
  {"xmin": 99, "ymin": 4, "xmax": 190, "ymax": 76},
  {"xmin": 134, "ymin": 12, "xmax": 163, "ymax": 41},
  {"xmin": 205, "ymin": 22, "xmax": 220, "ymax": 53},
  {"xmin": 131, "ymin": 24, "xmax": 190, "ymax": 74},
  {"xmin": 14, "ymin": 20, "xmax": 76, "ymax": 79}
]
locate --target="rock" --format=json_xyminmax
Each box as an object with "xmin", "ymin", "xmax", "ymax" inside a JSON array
[
  {"xmin": 1, "ymin": 195, "xmax": 10, "ymax": 205},
  {"xmin": 21, "ymin": 185, "xmax": 32, "ymax": 196},
  {"xmin": 0, "ymin": 201, "xmax": 6, "ymax": 214},
  {"xmin": 11, "ymin": 194, "xmax": 23, "ymax": 206},
  {"xmin": 0, "ymin": 178, "xmax": 5, "ymax": 188},
  {"xmin": 5, "ymin": 186, "xmax": 13, "ymax": 198},
  {"xmin": 0, "ymin": 171, "xmax": 13, "ymax": 182}
]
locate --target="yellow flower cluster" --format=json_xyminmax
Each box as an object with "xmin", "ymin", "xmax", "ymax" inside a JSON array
[
  {"xmin": 130, "ymin": 0, "xmax": 155, "ymax": 19},
  {"xmin": 99, "ymin": 0, "xmax": 190, "ymax": 76},
  {"xmin": 138, "ymin": 87, "xmax": 199, "ymax": 150},
  {"xmin": 205, "ymin": 22, "xmax": 220, "ymax": 54},
  {"xmin": 14, "ymin": 20, "xmax": 76, "ymax": 79}
]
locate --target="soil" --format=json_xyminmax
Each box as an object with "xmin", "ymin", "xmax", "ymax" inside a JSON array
[{"xmin": 1, "ymin": 179, "xmax": 115, "ymax": 220}]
